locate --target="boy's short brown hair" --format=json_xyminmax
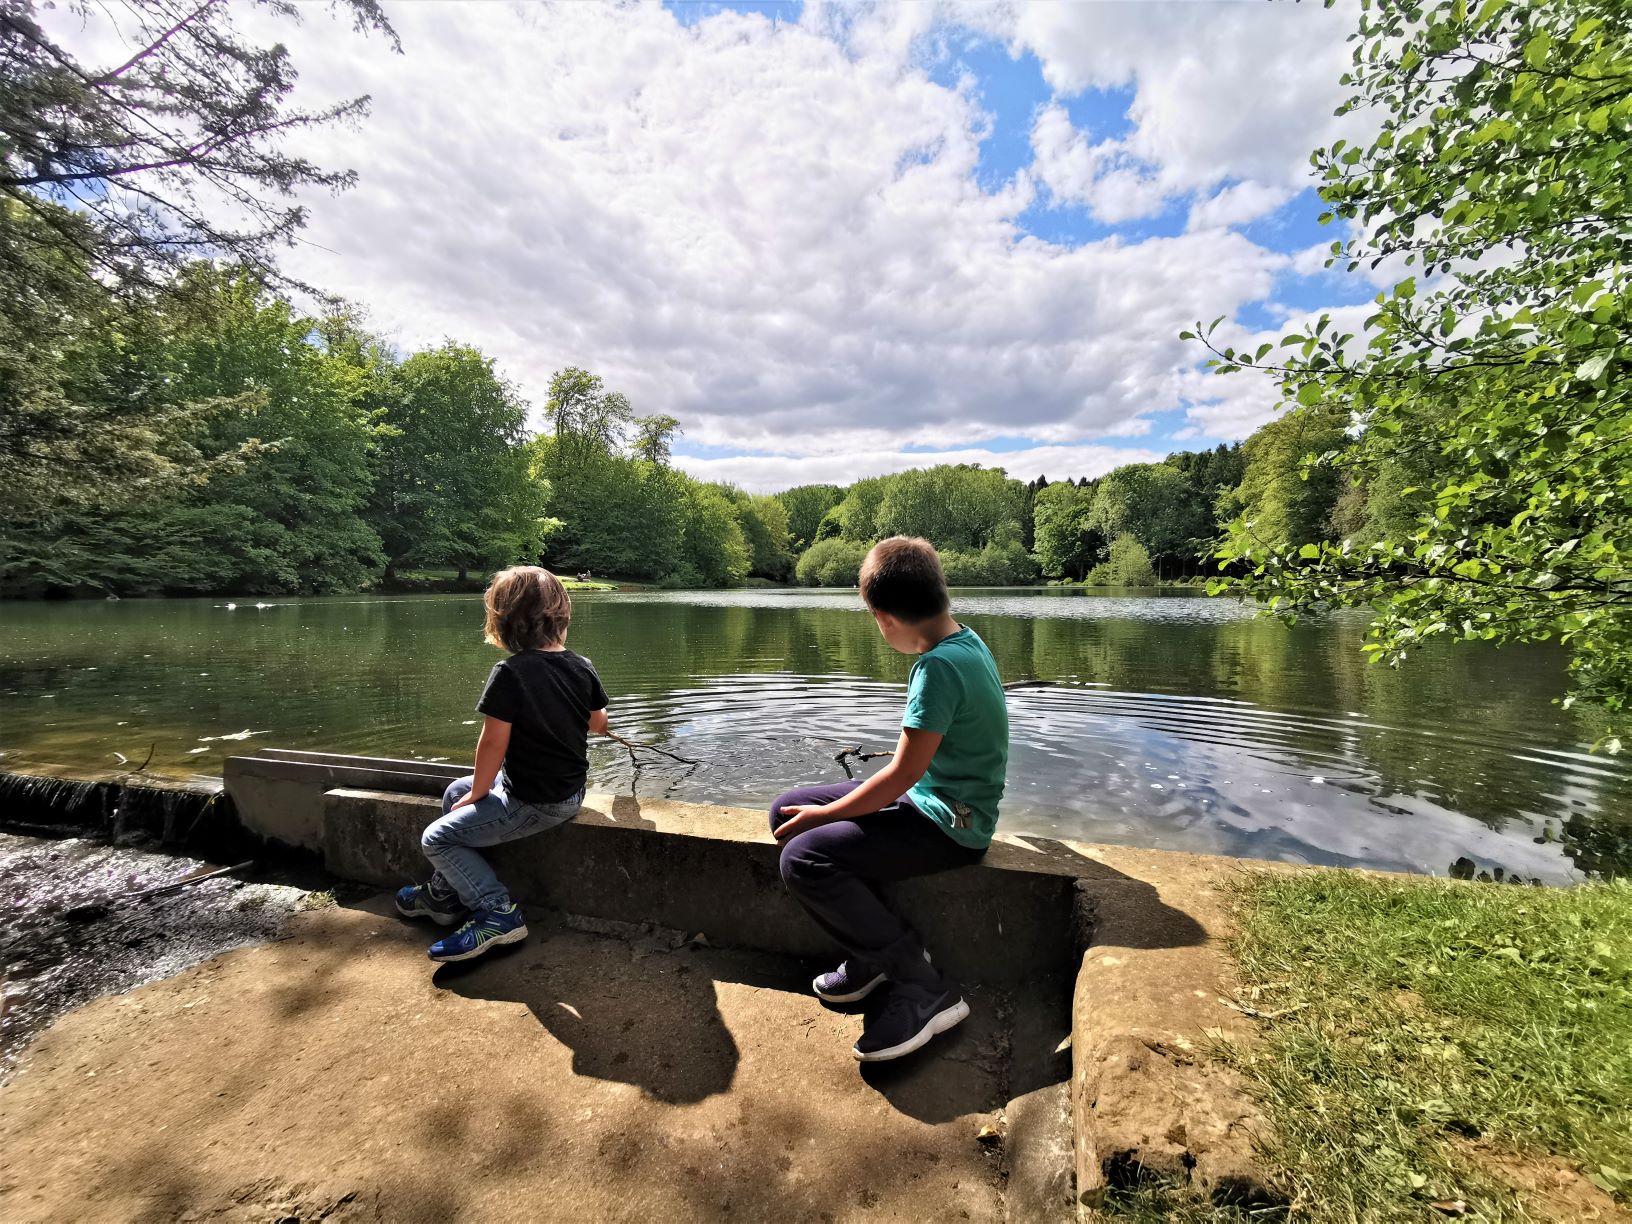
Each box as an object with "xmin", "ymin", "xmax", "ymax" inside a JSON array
[
  {"xmin": 484, "ymin": 566, "xmax": 571, "ymax": 652},
  {"xmin": 859, "ymin": 536, "xmax": 950, "ymax": 623}
]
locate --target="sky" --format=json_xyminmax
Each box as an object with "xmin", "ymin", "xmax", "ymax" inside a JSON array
[{"xmin": 56, "ymin": 0, "xmax": 1392, "ymax": 493}]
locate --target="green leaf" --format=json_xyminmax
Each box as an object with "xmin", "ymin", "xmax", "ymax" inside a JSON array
[
  {"xmin": 1575, "ymin": 352, "xmax": 1611, "ymax": 381},
  {"xmin": 1297, "ymin": 382, "xmax": 1324, "ymax": 407}
]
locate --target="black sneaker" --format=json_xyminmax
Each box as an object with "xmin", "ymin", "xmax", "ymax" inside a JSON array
[{"xmin": 853, "ymin": 981, "xmax": 970, "ymax": 1062}]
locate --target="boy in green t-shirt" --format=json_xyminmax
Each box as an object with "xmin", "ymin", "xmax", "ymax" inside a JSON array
[{"xmin": 771, "ymin": 536, "xmax": 1010, "ymax": 1062}]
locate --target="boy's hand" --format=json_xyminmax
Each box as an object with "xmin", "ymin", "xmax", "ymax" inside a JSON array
[{"xmin": 772, "ymin": 804, "xmax": 829, "ymax": 840}]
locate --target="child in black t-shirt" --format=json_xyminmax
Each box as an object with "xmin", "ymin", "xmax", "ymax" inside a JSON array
[{"xmin": 395, "ymin": 566, "xmax": 609, "ymax": 963}]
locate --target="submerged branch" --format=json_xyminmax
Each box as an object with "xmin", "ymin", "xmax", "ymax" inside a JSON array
[{"xmin": 605, "ymin": 732, "xmax": 699, "ymax": 766}]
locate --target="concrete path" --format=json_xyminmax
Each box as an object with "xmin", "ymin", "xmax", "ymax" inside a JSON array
[{"xmin": 0, "ymin": 897, "xmax": 1061, "ymax": 1223}]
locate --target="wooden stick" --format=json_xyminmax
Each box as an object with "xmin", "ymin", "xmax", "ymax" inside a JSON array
[
  {"xmin": 606, "ymin": 733, "xmax": 699, "ymax": 766},
  {"xmin": 130, "ymin": 859, "xmax": 255, "ymax": 900}
]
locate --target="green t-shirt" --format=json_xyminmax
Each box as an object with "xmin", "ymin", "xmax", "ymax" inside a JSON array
[{"xmin": 902, "ymin": 625, "xmax": 1009, "ymax": 849}]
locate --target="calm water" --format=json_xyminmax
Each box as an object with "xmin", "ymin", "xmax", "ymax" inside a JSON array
[{"xmin": 3, "ymin": 589, "xmax": 1628, "ymax": 881}]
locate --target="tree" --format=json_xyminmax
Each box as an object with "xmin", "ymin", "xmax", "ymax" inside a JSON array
[
  {"xmin": 633, "ymin": 414, "xmax": 681, "ymax": 465},
  {"xmin": 1086, "ymin": 534, "xmax": 1157, "ymax": 587},
  {"xmin": 5, "ymin": 265, "xmax": 386, "ymax": 594},
  {"xmin": 1194, "ymin": 0, "xmax": 1632, "ymax": 748},
  {"xmin": 777, "ymin": 483, "xmax": 844, "ymax": 552},
  {"xmin": 0, "ymin": 0, "xmax": 395, "ymax": 529},
  {"xmin": 1218, "ymin": 405, "xmax": 1350, "ymax": 552},
  {"xmin": 1031, "ymin": 480, "xmax": 1098, "ymax": 580},
  {"xmin": 0, "ymin": 201, "xmax": 242, "ymax": 523},
  {"xmin": 0, "ymin": 0, "xmax": 397, "ymax": 297},
  {"xmin": 544, "ymin": 367, "xmax": 632, "ymax": 464},
  {"xmin": 874, "ymin": 465, "xmax": 1026, "ymax": 551},
  {"xmin": 1086, "ymin": 463, "xmax": 1210, "ymax": 576},
  {"xmin": 795, "ymin": 537, "xmax": 868, "ymax": 587},
  {"xmin": 735, "ymin": 493, "xmax": 794, "ymax": 581},
  {"xmin": 366, "ymin": 343, "xmax": 541, "ymax": 580},
  {"xmin": 678, "ymin": 482, "xmax": 749, "ymax": 587}
]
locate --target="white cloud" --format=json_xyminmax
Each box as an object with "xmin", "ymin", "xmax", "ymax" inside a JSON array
[
  {"xmin": 1029, "ymin": 104, "xmax": 1169, "ymax": 223},
  {"xmin": 1188, "ymin": 181, "xmax": 1298, "ymax": 232},
  {"xmin": 677, "ymin": 442, "xmax": 1168, "ymax": 494},
  {"xmin": 1006, "ymin": 0, "xmax": 1362, "ymax": 196},
  {"xmin": 40, "ymin": 0, "xmax": 1373, "ymax": 467}
]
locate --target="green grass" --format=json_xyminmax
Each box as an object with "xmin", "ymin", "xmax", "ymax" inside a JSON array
[{"xmin": 1215, "ymin": 871, "xmax": 1632, "ymax": 1222}]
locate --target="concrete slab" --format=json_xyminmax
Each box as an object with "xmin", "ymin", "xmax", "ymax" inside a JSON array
[
  {"xmin": 321, "ymin": 788, "xmax": 1088, "ymax": 990},
  {"xmin": 0, "ymin": 896, "xmax": 1072, "ymax": 1223}
]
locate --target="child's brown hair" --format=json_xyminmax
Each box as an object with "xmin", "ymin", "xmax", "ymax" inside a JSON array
[
  {"xmin": 484, "ymin": 566, "xmax": 572, "ymax": 652},
  {"xmin": 859, "ymin": 536, "xmax": 950, "ymax": 623}
]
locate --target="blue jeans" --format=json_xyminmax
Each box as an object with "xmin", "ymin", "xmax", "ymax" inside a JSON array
[{"xmin": 422, "ymin": 774, "xmax": 582, "ymax": 912}]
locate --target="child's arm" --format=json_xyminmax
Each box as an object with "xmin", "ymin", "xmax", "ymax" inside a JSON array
[
  {"xmin": 772, "ymin": 726, "xmax": 942, "ymax": 840},
  {"xmin": 448, "ymin": 716, "xmax": 512, "ymax": 812},
  {"xmin": 589, "ymin": 707, "xmax": 609, "ymax": 736}
]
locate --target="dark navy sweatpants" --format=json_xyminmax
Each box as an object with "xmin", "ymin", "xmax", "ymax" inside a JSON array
[{"xmin": 769, "ymin": 781, "xmax": 985, "ymax": 987}]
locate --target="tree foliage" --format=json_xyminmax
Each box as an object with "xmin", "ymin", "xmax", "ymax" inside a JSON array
[
  {"xmin": 1194, "ymin": 0, "xmax": 1632, "ymax": 748},
  {"xmin": 1087, "ymin": 462, "xmax": 1212, "ymax": 573},
  {"xmin": 0, "ymin": 0, "xmax": 397, "ymax": 297},
  {"xmin": 776, "ymin": 483, "xmax": 844, "ymax": 552},
  {"xmin": 794, "ymin": 537, "xmax": 868, "ymax": 588},
  {"xmin": 1031, "ymin": 481, "xmax": 1098, "ymax": 581},
  {"xmin": 1086, "ymin": 534, "xmax": 1158, "ymax": 587},
  {"xmin": 367, "ymin": 343, "xmax": 543, "ymax": 578}
]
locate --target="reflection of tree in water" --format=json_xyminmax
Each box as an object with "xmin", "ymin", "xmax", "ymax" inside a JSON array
[{"xmin": 8, "ymin": 593, "xmax": 1629, "ymax": 877}]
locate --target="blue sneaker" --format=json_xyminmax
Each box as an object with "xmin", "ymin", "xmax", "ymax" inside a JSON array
[
  {"xmin": 427, "ymin": 903, "xmax": 528, "ymax": 962},
  {"xmin": 395, "ymin": 881, "xmax": 464, "ymax": 925}
]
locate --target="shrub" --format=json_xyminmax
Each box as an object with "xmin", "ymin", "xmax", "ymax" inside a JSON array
[
  {"xmin": 1085, "ymin": 534, "xmax": 1157, "ymax": 586},
  {"xmin": 794, "ymin": 538, "xmax": 869, "ymax": 587}
]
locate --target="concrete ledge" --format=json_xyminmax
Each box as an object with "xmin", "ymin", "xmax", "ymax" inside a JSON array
[
  {"xmin": 323, "ymin": 786, "xmax": 1083, "ymax": 989},
  {"xmin": 224, "ymin": 751, "xmax": 468, "ymax": 850}
]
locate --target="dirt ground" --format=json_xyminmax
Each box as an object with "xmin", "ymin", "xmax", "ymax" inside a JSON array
[{"xmin": 0, "ymin": 895, "xmax": 1066, "ymax": 1223}]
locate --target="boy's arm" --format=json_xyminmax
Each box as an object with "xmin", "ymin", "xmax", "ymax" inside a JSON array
[
  {"xmin": 589, "ymin": 707, "xmax": 609, "ymax": 736},
  {"xmin": 772, "ymin": 725, "xmax": 942, "ymax": 840},
  {"xmin": 449, "ymin": 716, "xmax": 512, "ymax": 811}
]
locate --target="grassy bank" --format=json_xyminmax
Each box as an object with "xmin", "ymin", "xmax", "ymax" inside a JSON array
[
  {"xmin": 1212, "ymin": 872, "xmax": 1629, "ymax": 1221},
  {"xmin": 1102, "ymin": 872, "xmax": 1631, "ymax": 1222}
]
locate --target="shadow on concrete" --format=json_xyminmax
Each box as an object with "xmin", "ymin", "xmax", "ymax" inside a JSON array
[
  {"xmin": 431, "ymin": 922, "xmax": 741, "ymax": 1106},
  {"xmin": 607, "ymin": 792, "xmax": 658, "ymax": 831},
  {"xmin": 1004, "ymin": 833, "xmax": 1211, "ymax": 952}
]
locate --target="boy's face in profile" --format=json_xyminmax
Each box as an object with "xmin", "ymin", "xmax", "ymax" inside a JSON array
[{"xmin": 869, "ymin": 606, "xmax": 922, "ymax": 655}]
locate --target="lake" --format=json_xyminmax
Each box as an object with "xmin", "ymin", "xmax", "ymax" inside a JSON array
[{"xmin": 3, "ymin": 588, "xmax": 1627, "ymax": 882}]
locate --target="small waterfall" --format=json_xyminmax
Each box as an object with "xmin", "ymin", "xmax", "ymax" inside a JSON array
[{"xmin": 0, "ymin": 770, "xmax": 239, "ymax": 855}]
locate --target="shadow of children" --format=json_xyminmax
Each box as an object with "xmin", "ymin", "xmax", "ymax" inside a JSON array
[{"xmin": 432, "ymin": 917, "xmax": 740, "ymax": 1105}]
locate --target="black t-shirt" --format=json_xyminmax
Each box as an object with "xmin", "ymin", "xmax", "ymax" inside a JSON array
[{"xmin": 476, "ymin": 650, "xmax": 608, "ymax": 803}]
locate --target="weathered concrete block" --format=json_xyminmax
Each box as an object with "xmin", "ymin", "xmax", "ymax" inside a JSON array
[
  {"xmin": 320, "ymin": 786, "xmax": 1081, "ymax": 987},
  {"xmin": 224, "ymin": 751, "xmax": 466, "ymax": 850}
]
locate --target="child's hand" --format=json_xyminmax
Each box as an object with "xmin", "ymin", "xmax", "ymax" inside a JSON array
[{"xmin": 773, "ymin": 804, "xmax": 828, "ymax": 840}]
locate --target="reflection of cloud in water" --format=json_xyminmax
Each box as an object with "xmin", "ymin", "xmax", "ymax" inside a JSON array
[
  {"xmin": 595, "ymin": 588, "xmax": 1272, "ymax": 626},
  {"xmin": 7, "ymin": 589, "xmax": 1628, "ymax": 882},
  {"xmin": 594, "ymin": 676, "xmax": 1624, "ymax": 884}
]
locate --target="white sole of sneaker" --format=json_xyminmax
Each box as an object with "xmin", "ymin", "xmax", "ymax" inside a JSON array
[
  {"xmin": 428, "ymin": 924, "xmax": 529, "ymax": 962},
  {"xmin": 813, "ymin": 972, "xmax": 886, "ymax": 1004},
  {"xmin": 852, "ymin": 997, "xmax": 971, "ymax": 1063}
]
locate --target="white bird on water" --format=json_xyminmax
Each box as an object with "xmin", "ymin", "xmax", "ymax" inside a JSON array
[{"xmin": 224, "ymin": 602, "xmax": 237, "ymax": 610}]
